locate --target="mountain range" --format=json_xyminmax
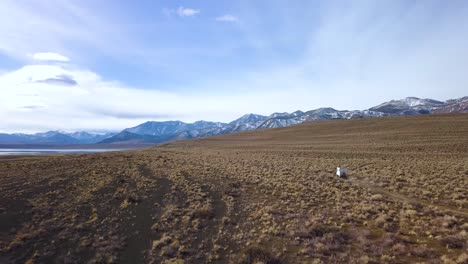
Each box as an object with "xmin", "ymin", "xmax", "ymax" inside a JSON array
[
  {"xmin": 0, "ymin": 131, "xmax": 114, "ymax": 145},
  {"xmin": 1, "ymin": 96, "xmax": 467, "ymax": 145},
  {"xmin": 99, "ymin": 96, "xmax": 468, "ymax": 144}
]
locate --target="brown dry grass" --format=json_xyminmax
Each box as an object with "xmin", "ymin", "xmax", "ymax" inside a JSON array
[{"xmin": 0, "ymin": 114, "xmax": 467, "ymax": 263}]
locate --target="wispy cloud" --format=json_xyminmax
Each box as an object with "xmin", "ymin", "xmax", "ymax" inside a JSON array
[
  {"xmin": 0, "ymin": 1, "xmax": 146, "ymax": 64},
  {"xmin": 162, "ymin": 6, "xmax": 200, "ymax": 18},
  {"xmin": 178, "ymin": 6, "xmax": 200, "ymax": 17},
  {"xmin": 19, "ymin": 105, "xmax": 45, "ymax": 110},
  {"xmin": 177, "ymin": 6, "xmax": 200, "ymax": 17},
  {"xmin": 36, "ymin": 74, "xmax": 77, "ymax": 86},
  {"xmin": 32, "ymin": 52, "xmax": 70, "ymax": 62},
  {"xmin": 215, "ymin": 14, "xmax": 239, "ymax": 23}
]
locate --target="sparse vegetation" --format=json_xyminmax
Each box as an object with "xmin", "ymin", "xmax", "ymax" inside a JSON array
[{"xmin": 0, "ymin": 114, "xmax": 467, "ymax": 263}]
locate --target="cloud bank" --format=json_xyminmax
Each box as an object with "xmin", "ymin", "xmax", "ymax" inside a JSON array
[{"xmin": 0, "ymin": 54, "xmax": 298, "ymax": 133}]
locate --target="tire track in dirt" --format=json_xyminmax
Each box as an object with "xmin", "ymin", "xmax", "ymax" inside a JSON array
[
  {"xmin": 198, "ymin": 184, "xmax": 227, "ymax": 258},
  {"xmin": 176, "ymin": 169, "xmax": 230, "ymax": 263},
  {"xmin": 119, "ymin": 164, "xmax": 172, "ymax": 263}
]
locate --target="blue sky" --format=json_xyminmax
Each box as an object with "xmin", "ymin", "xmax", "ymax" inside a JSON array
[{"xmin": 1, "ymin": 0, "xmax": 468, "ymax": 133}]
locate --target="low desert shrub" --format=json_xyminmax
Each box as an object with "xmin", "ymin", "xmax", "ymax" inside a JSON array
[
  {"xmin": 240, "ymin": 247, "xmax": 283, "ymax": 264},
  {"xmin": 191, "ymin": 205, "xmax": 214, "ymax": 219},
  {"xmin": 439, "ymin": 235, "xmax": 465, "ymax": 249},
  {"xmin": 411, "ymin": 245, "xmax": 437, "ymax": 258}
]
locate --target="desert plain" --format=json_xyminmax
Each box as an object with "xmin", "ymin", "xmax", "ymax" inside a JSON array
[{"xmin": 0, "ymin": 114, "xmax": 467, "ymax": 263}]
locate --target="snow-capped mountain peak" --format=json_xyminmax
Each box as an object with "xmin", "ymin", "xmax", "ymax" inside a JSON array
[
  {"xmin": 370, "ymin": 97, "xmax": 444, "ymax": 115},
  {"xmin": 229, "ymin": 114, "xmax": 267, "ymax": 126}
]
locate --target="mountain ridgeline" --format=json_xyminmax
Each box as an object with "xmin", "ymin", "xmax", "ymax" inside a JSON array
[
  {"xmin": 1, "ymin": 96, "xmax": 466, "ymax": 145},
  {"xmin": 0, "ymin": 131, "xmax": 114, "ymax": 145},
  {"xmin": 100, "ymin": 96, "xmax": 468, "ymax": 144}
]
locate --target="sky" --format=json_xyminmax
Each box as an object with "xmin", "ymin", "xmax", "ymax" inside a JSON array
[{"xmin": 1, "ymin": 0, "xmax": 468, "ymax": 133}]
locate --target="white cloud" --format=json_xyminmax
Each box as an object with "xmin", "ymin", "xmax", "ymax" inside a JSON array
[
  {"xmin": 32, "ymin": 52, "xmax": 70, "ymax": 62},
  {"xmin": 177, "ymin": 6, "xmax": 200, "ymax": 17},
  {"xmin": 216, "ymin": 15, "xmax": 239, "ymax": 23},
  {"xmin": 0, "ymin": 59, "xmax": 303, "ymax": 133}
]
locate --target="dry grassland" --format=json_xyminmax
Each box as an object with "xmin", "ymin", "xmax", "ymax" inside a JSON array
[{"xmin": 1, "ymin": 114, "xmax": 467, "ymax": 263}]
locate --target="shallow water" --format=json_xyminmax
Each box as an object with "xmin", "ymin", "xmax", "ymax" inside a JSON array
[{"xmin": 0, "ymin": 148, "xmax": 123, "ymax": 155}]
